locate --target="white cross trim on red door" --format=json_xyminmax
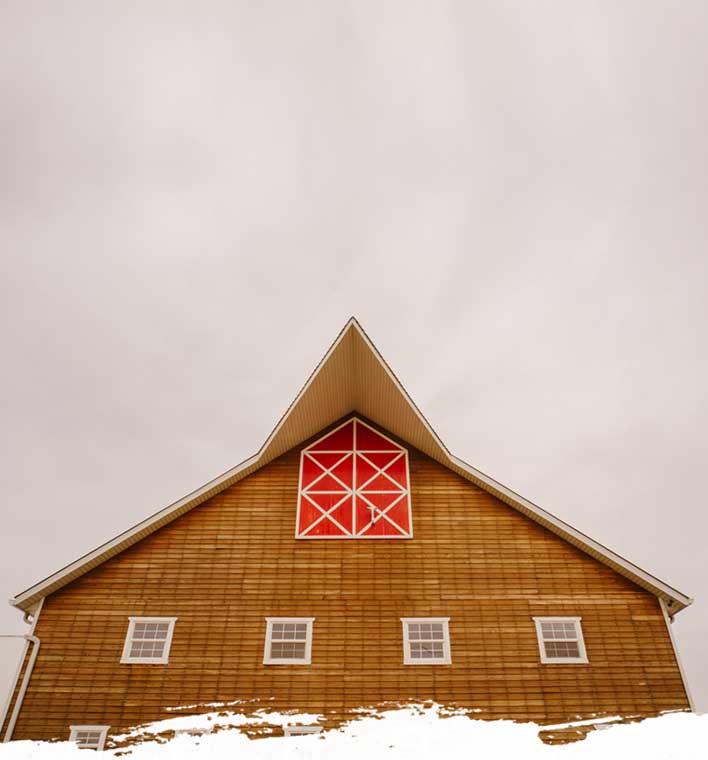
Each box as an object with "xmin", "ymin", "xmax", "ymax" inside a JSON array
[{"xmin": 295, "ymin": 418, "xmax": 412, "ymax": 538}]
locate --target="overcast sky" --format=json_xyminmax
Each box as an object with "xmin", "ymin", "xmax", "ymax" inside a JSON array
[{"xmin": 1, "ymin": 1, "xmax": 706, "ymax": 716}]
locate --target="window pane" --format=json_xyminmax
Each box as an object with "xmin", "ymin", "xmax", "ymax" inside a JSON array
[
  {"xmin": 409, "ymin": 623, "xmax": 444, "ymax": 641},
  {"xmin": 541, "ymin": 621, "xmax": 578, "ymax": 641},
  {"xmin": 271, "ymin": 641, "xmax": 307, "ymax": 659},
  {"xmin": 545, "ymin": 640, "xmax": 580, "ymax": 659},
  {"xmin": 271, "ymin": 624, "xmax": 308, "ymax": 642},
  {"xmin": 132, "ymin": 622, "xmax": 169, "ymax": 642},
  {"xmin": 75, "ymin": 731, "xmax": 101, "ymax": 747},
  {"xmin": 130, "ymin": 640, "xmax": 166, "ymax": 658},
  {"xmin": 410, "ymin": 641, "xmax": 444, "ymax": 659}
]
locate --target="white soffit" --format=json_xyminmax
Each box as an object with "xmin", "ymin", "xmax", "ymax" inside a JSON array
[{"xmin": 10, "ymin": 318, "xmax": 693, "ymax": 614}]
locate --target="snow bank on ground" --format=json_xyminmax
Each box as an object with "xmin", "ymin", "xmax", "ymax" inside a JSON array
[{"xmin": 1, "ymin": 706, "xmax": 705, "ymax": 760}]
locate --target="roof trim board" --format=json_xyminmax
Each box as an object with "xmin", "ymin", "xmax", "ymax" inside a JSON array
[{"xmin": 10, "ymin": 318, "xmax": 693, "ymax": 614}]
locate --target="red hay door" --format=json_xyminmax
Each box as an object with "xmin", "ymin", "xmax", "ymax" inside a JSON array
[{"xmin": 296, "ymin": 419, "xmax": 412, "ymax": 538}]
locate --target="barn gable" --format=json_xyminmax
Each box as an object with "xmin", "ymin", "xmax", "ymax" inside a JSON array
[
  {"xmin": 2, "ymin": 411, "xmax": 695, "ymax": 740},
  {"xmin": 10, "ymin": 318, "xmax": 692, "ymax": 615}
]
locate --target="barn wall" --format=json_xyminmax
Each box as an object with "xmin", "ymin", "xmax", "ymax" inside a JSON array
[{"xmin": 9, "ymin": 419, "xmax": 689, "ymax": 741}]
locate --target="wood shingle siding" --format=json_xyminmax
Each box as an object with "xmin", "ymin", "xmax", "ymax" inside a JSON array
[{"xmin": 4, "ymin": 420, "xmax": 690, "ymax": 742}]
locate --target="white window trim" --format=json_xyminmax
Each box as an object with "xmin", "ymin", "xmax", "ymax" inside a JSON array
[
  {"xmin": 263, "ymin": 617, "xmax": 315, "ymax": 665},
  {"xmin": 120, "ymin": 616, "xmax": 177, "ymax": 665},
  {"xmin": 533, "ymin": 616, "xmax": 589, "ymax": 664},
  {"xmin": 400, "ymin": 617, "xmax": 451, "ymax": 665},
  {"xmin": 284, "ymin": 725, "xmax": 322, "ymax": 736},
  {"xmin": 173, "ymin": 728, "xmax": 211, "ymax": 737},
  {"xmin": 69, "ymin": 725, "xmax": 110, "ymax": 751}
]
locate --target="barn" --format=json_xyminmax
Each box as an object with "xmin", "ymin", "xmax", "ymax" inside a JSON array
[{"xmin": 1, "ymin": 318, "xmax": 693, "ymax": 747}]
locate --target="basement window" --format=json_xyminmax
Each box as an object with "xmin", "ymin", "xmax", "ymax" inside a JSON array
[
  {"xmin": 284, "ymin": 725, "xmax": 322, "ymax": 737},
  {"xmin": 533, "ymin": 617, "xmax": 588, "ymax": 663},
  {"xmin": 173, "ymin": 728, "xmax": 211, "ymax": 738},
  {"xmin": 401, "ymin": 618, "xmax": 451, "ymax": 664},
  {"xmin": 69, "ymin": 725, "xmax": 109, "ymax": 751},
  {"xmin": 263, "ymin": 617, "xmax": 314, "ymax": 664},
  {"xmin": 120, "ymin": 617, "xmax": 177, "ymax": 664}
]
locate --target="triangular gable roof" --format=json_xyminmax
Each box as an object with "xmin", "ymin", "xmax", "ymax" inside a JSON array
[{"xmin": 11, "ymin": 318, "xmax": 692, "ymax": 615}]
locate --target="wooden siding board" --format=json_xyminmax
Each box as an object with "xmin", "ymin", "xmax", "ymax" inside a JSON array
[{"xmin": 9, "ymin": 423, "xmax": 689, "ymax": 741}]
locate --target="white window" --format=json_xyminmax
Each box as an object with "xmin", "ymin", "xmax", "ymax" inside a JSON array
[
  {"xmin": 284, "ymin": 725, "xmax": 322, "ymax": 737},
  {"xmin": 174, "ymin": 728, "xmax": 211, "ymax": 738},
  {"xmin": 69, "ymin": 725, "xmax": 109, "ymax": 751},
  {"xmin": 120, "ymin": 617, "xmax": 177, "ymax": 664},
  {"xmin": 401, "ymin": 618, "xmax": 451, "ymax": 665},
  {"xmin": 263, "ymin": 617, "xmax": 314, "ymax": 664},
  {"xmin": 533, "ymin": 617, "xmax": 588, "ymax": 663}
]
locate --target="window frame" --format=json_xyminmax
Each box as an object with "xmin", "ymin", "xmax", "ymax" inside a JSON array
[
  {"xmin": 69, "ymin": 725, "xmax": 110, "ymax": 751},
  {"xmin": 284, "ymin": 725, "xmax": 322, "ymax": 737},
  {"xmin": 400, "ymin": 617, "xmax": 451, "ymax": 665},
  {"xmin": 533, "ymin": 616, "xmax": 588, "ymax": 664},
  {"xmin": 120, "ymin": 616, "xmax": 177, "ymax": 665},
  {"xmin": 173, "ymin": 728, "xmax": 211, "ymax": 738},
  {"xmin": 263, "ymin": 617, "xmax": 315, "ymax": 665}
]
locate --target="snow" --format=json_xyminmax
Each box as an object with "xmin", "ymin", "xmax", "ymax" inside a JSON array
[{"xmin": 1, "ymin": 705, "xmax": 705, "ymax": 760}]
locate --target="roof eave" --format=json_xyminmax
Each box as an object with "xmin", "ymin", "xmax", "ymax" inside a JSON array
[
  {"xmin": 446, "ymin": 454, "xmax": 693, "ymax": 614},
  {"xmin": 9, "ymin": 318, "xmax": 694, "ymax": 616}
]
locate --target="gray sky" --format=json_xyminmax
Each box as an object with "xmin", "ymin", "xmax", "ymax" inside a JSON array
[{"xmin": 1, "ymin": 1, "xmax": 706, "ymax": 715}]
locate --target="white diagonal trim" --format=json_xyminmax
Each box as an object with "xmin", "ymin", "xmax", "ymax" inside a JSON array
[
  {"xmin": 303, "ymin": 452, "xmax": 352, "ymax": 493},
  {"xmin": 300, "ymin": 492, "xmax": 352, "ymax": 536},
  {"xmin": 353, "ymin": 417, "xmax": 357, "ymax": 535},
  {"xmin": 356, "ymin": 451, "xmax": 406, "ymax": 492},
  {"xmin": 356, "ymin": 491, "xmax": 408, "ymax": 536}
]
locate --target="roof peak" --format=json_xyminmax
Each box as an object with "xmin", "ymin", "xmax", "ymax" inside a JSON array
[{"xmin": 10, "ymin": 320, "xmax": 692, "ymax": 615}]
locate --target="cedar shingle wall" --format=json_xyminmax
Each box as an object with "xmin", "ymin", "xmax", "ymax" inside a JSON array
[{"xmin": 8, "ymin": 423, "xmax": 689, "ymax": 740}]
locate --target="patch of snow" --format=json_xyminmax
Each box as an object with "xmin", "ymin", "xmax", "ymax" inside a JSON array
[
  {"xmin": 110, "ymin": 707, "xmax": 325, "ymax": 741},
  {"xmin": 0, "ymin": 706, "xmax": 705, "ymax": 760}
]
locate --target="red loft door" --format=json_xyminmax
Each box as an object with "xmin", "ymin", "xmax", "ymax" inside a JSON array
[{"xmin": 296, "ymin": 419, "xmax": 412, "ymax": 538}]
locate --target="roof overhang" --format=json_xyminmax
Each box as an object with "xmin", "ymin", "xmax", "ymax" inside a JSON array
[{"xmin": 11, "ymin": 318, "xmax": 693, "ymax": 615}]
